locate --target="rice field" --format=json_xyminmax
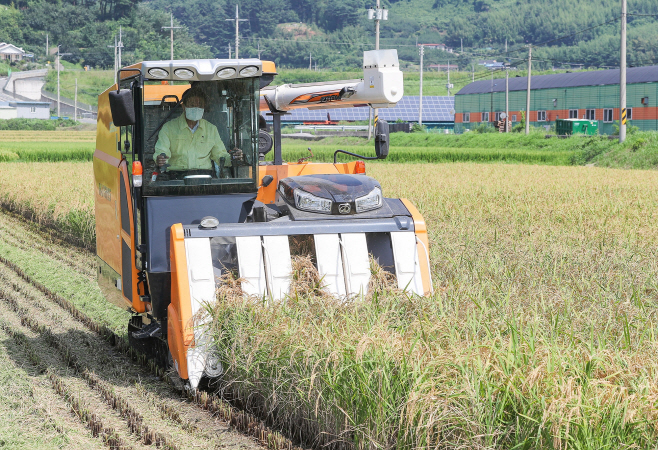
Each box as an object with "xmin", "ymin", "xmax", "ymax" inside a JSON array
[
  {"xmin": 0, "ymin": 162, "xmax": 94, "ymax": 247},
  {"xmin": 1, "ymin": 158, "xmax": 658, "ymax": 448}
]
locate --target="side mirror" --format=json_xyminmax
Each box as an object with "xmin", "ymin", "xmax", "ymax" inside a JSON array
[
  {"xmin": 258, "ymin": 130, "xmax": 273, "ymax": 158},
  {"xmin": 109, "ymin": 89, "xmax": 135, "ymax": 127},
  {"xmin": 374, "ymin": 119, "xmax": 389, "ymax": 159}
]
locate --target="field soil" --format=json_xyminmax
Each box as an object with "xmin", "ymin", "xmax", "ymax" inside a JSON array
[{"xmin": 0, "ymin": 209, "xmax": 265, "ymax": 450}]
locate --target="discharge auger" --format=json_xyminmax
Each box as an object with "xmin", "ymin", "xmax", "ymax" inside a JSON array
[{"xmin": 94, "ymin": 49, "xmax": 432, "ymax": 390}]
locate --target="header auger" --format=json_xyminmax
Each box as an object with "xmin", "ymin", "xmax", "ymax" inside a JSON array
[{"xmin": 94, "ymin": 49, "xmax": 432, "ymax": 390}]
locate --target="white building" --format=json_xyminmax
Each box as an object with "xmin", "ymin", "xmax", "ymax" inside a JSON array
[
  {"xmin": 0, "ymin": 43, "xmax": 26, "ymax": 62},
  {"xmin": 0, "ymin": 101, "xmax": 51, "ymax": 119}
]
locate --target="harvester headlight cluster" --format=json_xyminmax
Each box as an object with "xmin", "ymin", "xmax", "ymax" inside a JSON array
[
  {"xmin": 355, "ymin": 187, "xmax": 382, "ymax": 213},
  {"xmin": 239, "ymin": 66, "xmax": 259, "ymax": 77},
  {"xmin": 148, "ymin": 68, "xmax": 169, "ymax": 78},
  {"xmin": 294, "ymin": 189, "xmax": 332, "ymax": 214},
  {"xmin": 216, "ymin": 68, "xmax": 236, "ymax": 78},
  {"xmin": 174, "ymin": 68, "xmax": 195, "ymax": 79}
]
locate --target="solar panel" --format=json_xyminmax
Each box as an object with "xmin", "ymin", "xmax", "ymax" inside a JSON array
[{"xmin": 262, "ymin": 96, "xmax": 454, "ymax": 123}]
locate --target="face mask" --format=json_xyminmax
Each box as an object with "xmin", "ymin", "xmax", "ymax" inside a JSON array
[{"xmin": 185, "ymin": 107, "xmax": 204, "ymax": 121}]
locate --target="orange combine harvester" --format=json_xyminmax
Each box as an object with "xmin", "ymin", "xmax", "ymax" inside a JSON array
[{"xmin": 93, "ymin": 49, "xmax": 432, "ymax": 389}]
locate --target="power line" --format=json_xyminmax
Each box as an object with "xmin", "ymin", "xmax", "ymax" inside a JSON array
[{"xmin": 503, "ymin": 16, "xmax": 621, "ymax": 57}]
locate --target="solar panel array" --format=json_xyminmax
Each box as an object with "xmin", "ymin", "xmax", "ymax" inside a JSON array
[{"xmin": 262, "ymin": 96, "xmax": 454, "ymax": 123}]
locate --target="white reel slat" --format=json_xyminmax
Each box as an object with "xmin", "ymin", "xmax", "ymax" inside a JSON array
[
  {"xmin": 236, "ymin": 235, "xmax": 267, "ymax": 298},
  {"xmin": 340, "ymin": 233, "xmax": 370, "ymax": 297},
  {"xmin": 262, "ymin": 235, "xmax": 292, "ymax": 301},
  {"xmin": 314, "ymin": 234, "xmax": 347, "ymax": 297},
  {"xmin": 390, "ymin": 231, "xmax": 423, "ymax": 295}
]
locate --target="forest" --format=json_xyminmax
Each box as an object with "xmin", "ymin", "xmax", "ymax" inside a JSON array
[{"xmin": 0, "ymin": 0, "xmax": 656, "ymax": 70}]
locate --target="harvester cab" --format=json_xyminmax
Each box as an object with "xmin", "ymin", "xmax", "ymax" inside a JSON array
[{"xmin": 94, "ymin": 49, "xmax": 432, "ymax": 389}]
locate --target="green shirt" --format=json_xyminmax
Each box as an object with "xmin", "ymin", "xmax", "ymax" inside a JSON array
[{"xmin": 153, "ymin": 113, "xmax": 230, "ymax": 171}]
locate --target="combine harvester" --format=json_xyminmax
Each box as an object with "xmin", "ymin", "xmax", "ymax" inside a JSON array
[{"xmin": 94, "ymin": 49, "xmax": 432, "ymax": 390}]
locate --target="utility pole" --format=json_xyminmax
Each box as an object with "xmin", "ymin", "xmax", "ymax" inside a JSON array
[
  {"xmin": 525, "ymin": 45, "xmax": 532, "ymax": 135},
  {"xmin": 162, "ymin": 13, "xmax": 182, "ymax": 60},
  {"xmin": 228, "ymin": 43, "xmax": 231, "ymax": 59},
  {"xmin": 368, "ymin": 1, "xmax": 388, "ymax": 136},
  {"xmin": 309, "ymin": 53, "xmax": 312, "ymax": 70},
  {"xmin": 226, "ymin": 5, "xmax": 248, "ymax": 59},
  {"xmin": 108, "ymin": 35, "xmax": 118, "ymax": 85},
  {"xmin": 620, "ymin": 0, "xmax": 627, "ymax": 143},
  {"xmin": 56, "ymin": 46, "xmax": 71, "ymax": 118},
  {"xmin": 419, "ymin": 44, "xmax": 424, "ymax": 126},
  {"xmin": 57, "ymin": 48, "xmax": 60, "ymax": 118},
  {"xmin": 446, "ymin": 59, "xmax": 453, "ymax": 96},
  {"xmin": 505, "ymin": 69, "xmax": 509, "ymax": 132},
  {"xmin": 45, "ymin": 33, "xmax": 48, "ymax": 57},
  {"xmin": 74, "ymin": 78, "xmax": 78, "ymax": 121},
  {"xmin": 505, "ymin": 38, "xmax": 508, "ymax": 53},
  {"xmin": 118, "ymin": 26, "xmax": 123, "ymax": 70},
  {"xmin": 490, "ymin": 70, "xmax": 494, "ymax": 126},
  {"xmin": 460, "ymin": 38, "xmax": 463, "ymax": 53}
]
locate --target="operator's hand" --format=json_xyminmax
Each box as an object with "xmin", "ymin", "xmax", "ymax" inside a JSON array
[
  {"xmin": 156, "ymin": 154, "xmax": 169, "ymax": 167},
  {"xmin": 229, "ymin": 148, "xmax": 243, "ymax": 161}
]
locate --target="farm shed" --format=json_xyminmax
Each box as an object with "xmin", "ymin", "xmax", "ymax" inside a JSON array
[{"xmin": 454, "ymin": 65, "xmax": 658, "ymax": 135}]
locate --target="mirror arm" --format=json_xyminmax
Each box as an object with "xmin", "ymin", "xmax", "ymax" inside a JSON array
[{"xmin": 333, "ymin": 150, "xmax": 382, "ymax": 164}]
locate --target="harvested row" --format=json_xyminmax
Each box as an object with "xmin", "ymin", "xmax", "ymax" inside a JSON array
[
  {"xmin": 0, "ymin": 260, "xmax": 249, "ymax": 449},
  {"xmin": 0, "ymin": 218, "xmax": 303, "ymax": 450},
  {"xmin": 0, "ymin": 210, "xmax": 95, "ymax": 278},
  {"xmin": 0, "ymin": 275, "xmax": 182, "ymax": 449},
  {"xmin": 0, "ymin": 309, "xmax": 139, "ymax": 449}
]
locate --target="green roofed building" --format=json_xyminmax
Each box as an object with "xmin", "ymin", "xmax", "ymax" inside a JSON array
[{"xmin": 454, "ymin": 66, "xmax": 658, "ymax": 135}]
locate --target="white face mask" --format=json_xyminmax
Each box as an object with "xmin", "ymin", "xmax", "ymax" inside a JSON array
[{"xmin": 185, "ymin": 107, "xmax": 204, "ymax": 121}]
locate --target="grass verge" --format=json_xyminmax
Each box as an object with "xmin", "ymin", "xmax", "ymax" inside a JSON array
[{"xmin": 0, "ymin": 142, "xmax": 94, "ymax": 162}]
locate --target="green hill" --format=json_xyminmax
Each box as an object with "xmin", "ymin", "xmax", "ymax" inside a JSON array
[{"xmin": 0, "ymin": 0, "xmax": 656, "ymax": 72}]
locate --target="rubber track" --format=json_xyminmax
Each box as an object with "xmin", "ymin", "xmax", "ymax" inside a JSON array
[{"xmin": 0, "ymin": 254, "xmax": 302, "ymax": 450}]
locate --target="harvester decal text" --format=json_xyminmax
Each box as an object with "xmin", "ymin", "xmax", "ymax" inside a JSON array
[{"xmin": 290, "ymin": 91, "xmax": 342, "ymax": 105}]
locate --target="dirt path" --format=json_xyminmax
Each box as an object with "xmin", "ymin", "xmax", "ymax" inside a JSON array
[{"xmin": 0, "ymin": 210, "xmax": 294, "ymax": 450}]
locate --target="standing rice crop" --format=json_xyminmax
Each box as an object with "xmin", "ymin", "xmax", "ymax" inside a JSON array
[
  {"xmin": 0, "ymin": 162, "xmax": 94, "ymax": 248},
  {"xmin": 205, "ymin": 163, "xmax": 658, "ymax": 449}
]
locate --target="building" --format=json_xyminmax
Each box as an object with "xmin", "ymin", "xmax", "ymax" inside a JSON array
[
  {"xmin": 0, "ymin": 43, "xmax": 26, "ymax": 62},
  {"xmin": 454, "ymin": 66, "xmax": 658, "ymax": 134},
  {"xmin": 0, "ymin": 101, "xmax": 50, "ymax": 119}
]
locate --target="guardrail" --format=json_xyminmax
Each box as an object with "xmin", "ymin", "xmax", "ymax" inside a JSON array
[{"xmin": 294, "ymin": 125, "xmax": 369, "ymax": 132}]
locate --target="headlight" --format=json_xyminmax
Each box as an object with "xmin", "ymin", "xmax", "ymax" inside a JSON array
[
  {"xmin": 216, "ymin": 67, "xmax": 236, "ymax": 78},
  {"xmin": 239, "ymin": 66, "xmax": 259, "ymax": 77},
  {"xmin": 294, "ymin": 189, "xmax": 332, "ymax": 213},
  {"xmin": 148, "ymin": 68, "xmax": 169, "ymax": 78},
  {"xmin": 355, "ymin": 187, "xmax": 382, "ymax": 213},
  {"xmin": 174, "ymin": 68, "xmax": 195, "ymax": 79}
]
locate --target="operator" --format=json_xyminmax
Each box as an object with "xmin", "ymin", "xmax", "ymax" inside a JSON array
[{"xmin": 154, "ymin": 88, "xmax": 242, "ymax": 177}]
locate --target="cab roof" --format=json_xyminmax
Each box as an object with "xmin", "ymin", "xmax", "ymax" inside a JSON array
[{"xmin": 119, "ymin": 59, "xmax": 277, "ymax": 82}]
